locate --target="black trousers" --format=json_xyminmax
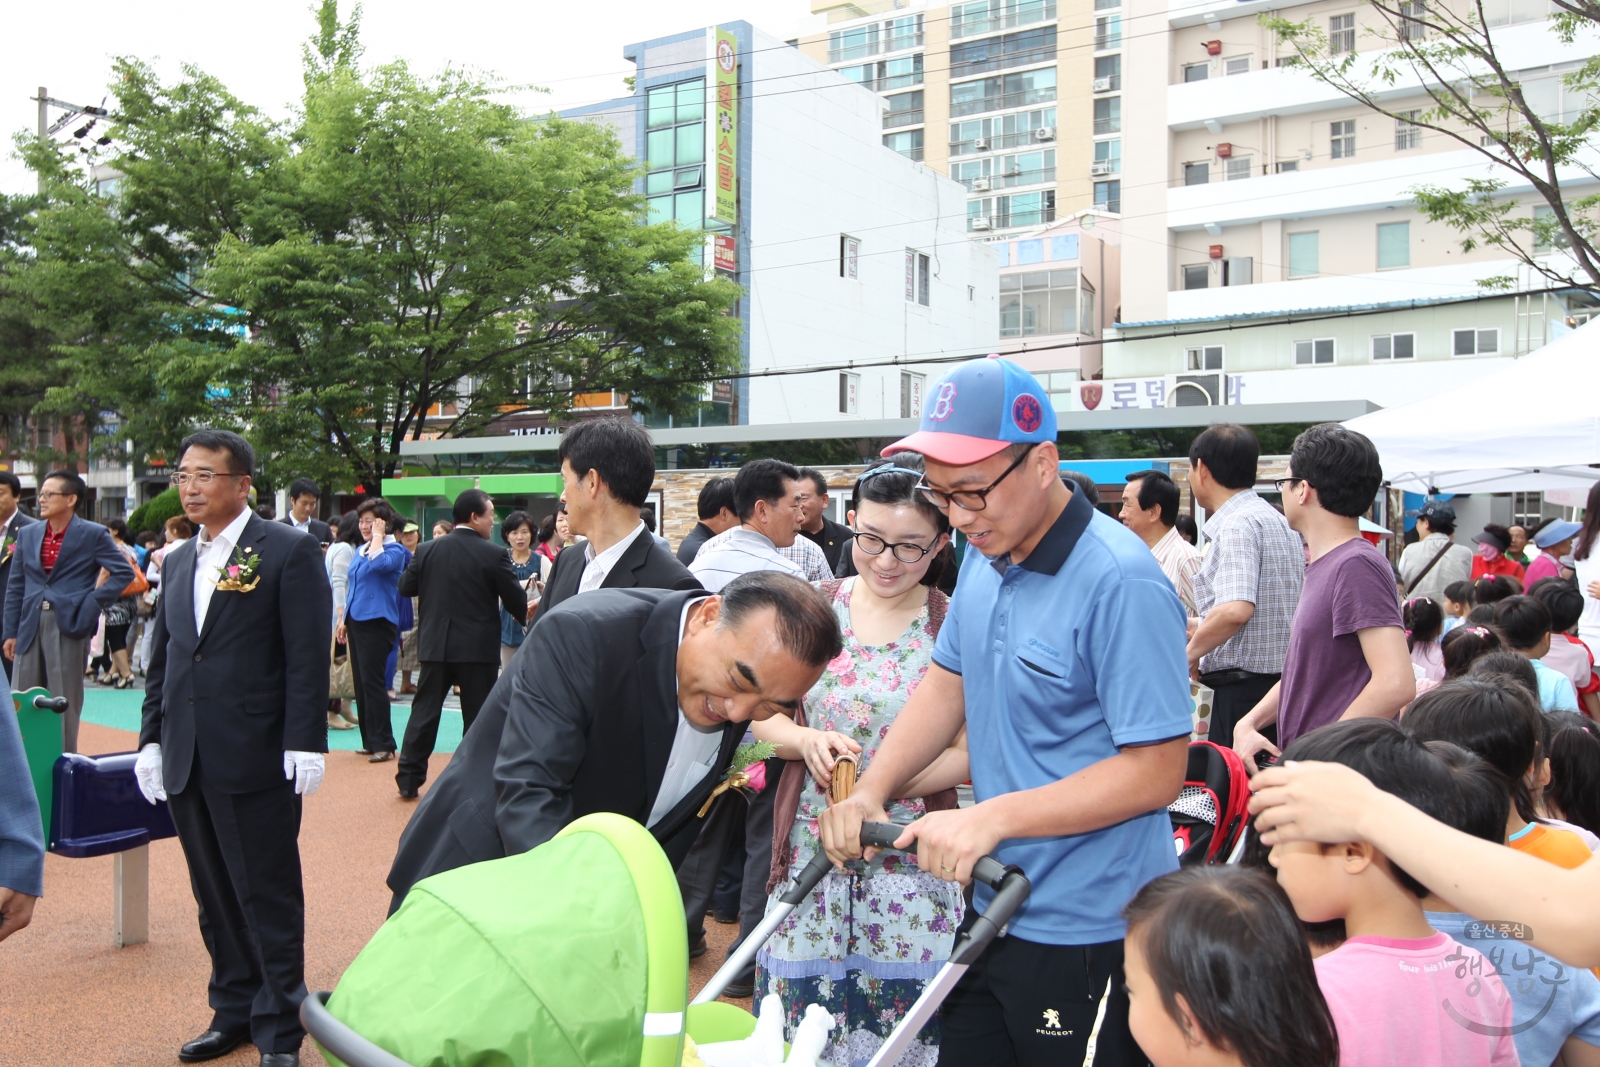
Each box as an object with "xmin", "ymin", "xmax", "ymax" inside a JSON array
[
  {"xmin": 1200, "ymin": 669, "xmax": 1280, "ymax": 751},
  {"xmin": 346, "ymin": 616, "xmax": 398, "ymax": 754},
  {"xmin": 166, "ymin": 759, "xmax": 307, "ymax": 1055},
  {"xmin": 396, "ymin": 660, "xmax": 499, "ymax": 791},
  {"xmin": 940, "ymin": 926, "xmax": 1147, "ymax": 1067},
  {"xmin": 677, "ymin": 758, "xmax": 780, "ymax": 981}
]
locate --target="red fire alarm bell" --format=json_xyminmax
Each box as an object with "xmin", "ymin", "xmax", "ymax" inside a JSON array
[
  {"xmin": 1216, "ymin": 142, "xmax": 1233, "ymax": 157},
  {"xmin": 1209, "ymin": 245, "xmax": 1224, "ymax": 259},
  {"xmin": 1206, "ymin": 40, "xmax": 1222, "ymax": 54}
]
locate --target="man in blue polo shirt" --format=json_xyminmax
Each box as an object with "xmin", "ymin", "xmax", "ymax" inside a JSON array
[{"xmin": 821, "ymin": 356, "xmax": 1191, "ymax": 1067}]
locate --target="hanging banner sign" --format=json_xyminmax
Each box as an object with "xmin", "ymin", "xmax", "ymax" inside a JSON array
[
  {"xmin": 713, "ymin": 234, "xmax": 737, "ymax": 272},
  {"xmin": 711, "ymin": 27, "xmax": 739, "ymax": 225}
]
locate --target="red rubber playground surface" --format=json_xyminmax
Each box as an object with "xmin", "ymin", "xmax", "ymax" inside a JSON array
[{"xmin": 0, "ymin": 719, "xmax": 744, "ymax": 1064}]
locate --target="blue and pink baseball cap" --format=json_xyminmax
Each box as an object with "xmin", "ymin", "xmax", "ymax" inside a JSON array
[{"xmin": 884, "ymin": 355, "xmax": 1056, "ymax": 465}]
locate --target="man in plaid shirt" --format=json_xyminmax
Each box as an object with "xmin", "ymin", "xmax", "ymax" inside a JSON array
[{"xmin": 1184, "ymin": 425, "xmax": 1304, "ymax": 749}]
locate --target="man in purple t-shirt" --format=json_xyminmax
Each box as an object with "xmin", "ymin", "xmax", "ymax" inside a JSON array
[{"xmin": 1233, "ymin": 424, "xmax": 1415, "ymax": 764}]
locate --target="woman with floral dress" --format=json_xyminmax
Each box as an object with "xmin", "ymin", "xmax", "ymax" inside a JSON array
[{"xmin": 753, "ymin": 454, "xmax": 969, "ymax": 1067}]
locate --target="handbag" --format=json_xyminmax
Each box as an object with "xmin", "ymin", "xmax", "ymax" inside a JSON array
[
  {"xmin": 330, "ymin": 639, "xmax": 357, "ymax": 700},
  {"xmin": 119, "ymin": 546, "xmax": 151, "ymax": 597}
]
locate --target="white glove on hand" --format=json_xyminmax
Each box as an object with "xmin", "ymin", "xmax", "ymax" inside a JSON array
[
  {"xmin": 284, "ymin": 751, "xmax": 325, "ymax": 796},
  {"xmin": 134, "ymin": 743, "xmax": 166, "ymax": 804}
]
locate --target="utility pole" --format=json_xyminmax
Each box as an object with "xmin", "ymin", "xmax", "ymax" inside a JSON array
[{"xmin": 29, "ymin": 87, "xmax": 110, "ymax": 195}]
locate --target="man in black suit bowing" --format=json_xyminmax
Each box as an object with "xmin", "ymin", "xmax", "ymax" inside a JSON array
[
  {"xmin": 133, "ymin": 430, "xmax": 332, "ymax": 1067},
  {"xmin": 386, "ymin": 571, "xmax": 840, "ymax": 914},
  {"xmin": 534, "ymin": 416, "xmax": 700, "ymax": 623},
  {"xmin": 394, "ymin": 488, "xmax": 528, "ymax": 798}
]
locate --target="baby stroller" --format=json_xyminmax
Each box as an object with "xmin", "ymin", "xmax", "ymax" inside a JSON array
[{"xmin": 302, "ymin": 815, "xmax": 1030, "ymax": 1067}]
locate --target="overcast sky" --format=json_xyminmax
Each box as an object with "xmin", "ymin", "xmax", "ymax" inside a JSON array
[{"xmin": 2, "ymin": 0, "xmax": 811, "ymax": 197}]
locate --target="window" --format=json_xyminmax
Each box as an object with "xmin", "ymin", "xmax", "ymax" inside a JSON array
[
  {"xmin": 951, "ymin": 0, "xmax": 1058, "ymax": 38},
  {"xmin": 884, "ymin": 90, "xmax": 925, "ymax": 128},
  {"xmin": 1377, "ymin": 221, "xmax": 1410, "ymax": 268},
  {"xmin": 1094, "ymin": 138, "xmax": 1121, "ymax": 174},
  {"xmin": 1482, "ymin": 0, "xmax": 1553, "ymax": 25},
  {"xmin": 1093, "ymin": 96, "xmax": 1121, "ymax": 135},
  {"xmin": 644, "ymin": 79, "xmax": 707, "ymax": 229},
  {"xmin": 1187, "ymin": 345, "xmax": 1224, "ymax": 370},
  {"xmin": 999, "ymin": 269, "xmax": 1083, "ymax": 335},
  {"xmin": 829, "ymin": 24, "xmax": 880, "ymax": 63},
  {"xmin": 953, "ymin": 149, "xmax": 1055, "ymax": 189},
  {"xmin": 1399, "ymin": 0, "xmax": 1427, "ymax": 40},
  {"xmin": 949, "ymin": 26, "xmax": 1057, "ymax": 78},
  {"xmin": 949, "ymin": 107, "xmax": 1056, "ymax": 154},
  {"xmin": 1533, "ymin": 204, "xmax": 1557, "ymax": 252},
  {"xmin": 967, "ymin": 190, "xmax": 1055, "ymax": 230},
  {"xmin": 1371, "ymin": 333, "xmax": 1416, "ymax": 359},
  {"xmin": 839, "ymin": 372, "xmax": 860, "ymax": 414},
  {"xmin": 1288, "ymin": 231, "xmax": 1319, "ymax": 277},
  {"xmin": 1183, "ymin": 62, "xmax": 1209, "ymax": 83},
  {"xmin": 841, "ymin": 235, "xmax": 861, "ymax": 279},
  {"xmin": 1095, "ymin": 0, "xmax": 1119, "ymax": 9},
  {"xmin": 1453, "ymin": 328, "xmax": 1500, "ymax": 355},
  {"xmin": 1225, "ymin": 56, "xmax": 1253, "ymax": 75},
  {"xmin": 1331, "ymin": 120, "xmax": 1356, "ymax": 158},
  {"xmin": 1093, "ymin": 179, "xmax": 1121, "ymax": 213},
  {"xmin": 950, "ymin": 68, "xmax": 1056, "ymax": 116},
  {"xmin": 1095, "ymin": 15, "xmax": 1122, "ymax": 49},
  {"xmin": 900, "ymin": 372, "xmax": 926, "ymax": 417},
  {"xmin": 1226, "ymin": 156, "xmax": 1252, "ymax": 180},
  {"xmin": 906, "ymin": 249, "xmax": 931, "ymax": 306},
  {"xmin": 1095, "ymin": 55, "xmax": 1122, "ymax": 90},
  {"xmin": 1184, "ymin": 161, "xmax": 1209, "ymax": 185},
  {"xmin": 1395, "ymin": 111, "xmax": 1422, "ymax": 150},
  {"xmin": 1224, "ymin": 257, "xmax": 1252, "ymax": 285},
  {"xmin": 884, "ymin": 129, "xmax": 924, "ymax": 160},
  {"xmin": 1294, "ymin": 338, "xmax": 1336, "ymax": 364},
  {"xmin": 841, "ymin": 54, "xmax": 926, "ymax": 91},
  {"xmin": 885, "ymin": 14, "xmax": 924, "ymax": 51},
  {"xmin": 1276, "ymin": 160, "xmax": 1298, "ymax": 173},
  {"xmin": 1182, "ymin": 264, "xmax": 1209, "ymax": 290},
  {"xmin": 1329, "ymin": 13, "xmax": 1356, "ymax": 53}
]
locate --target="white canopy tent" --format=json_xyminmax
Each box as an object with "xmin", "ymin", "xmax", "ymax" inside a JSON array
[{"xmin": 1343, "ymin": 319, "xmax": 1600, "ymax": 495}]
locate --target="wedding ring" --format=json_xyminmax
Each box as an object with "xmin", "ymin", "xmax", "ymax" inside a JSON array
[{"xmin": 940, "ymin": 863, "xmax": 956, "ymax": 873}]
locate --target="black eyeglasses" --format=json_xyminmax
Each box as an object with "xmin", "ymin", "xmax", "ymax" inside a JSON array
[
  {"xmin": 915, "ymin": 447, "xmax": 1033, "ymax": 512},
  {"xmin": 1272, "ymin": 477, "xmax": 1310, "ymax": 493},
  {"xmin": 853, "ymin": 531, "xmax": 938, "ymax": 563}
]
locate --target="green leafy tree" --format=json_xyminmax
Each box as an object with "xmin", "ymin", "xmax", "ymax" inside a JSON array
[
  {"xmin": 1264, "ymin": 2, "xmax": 1600, "ymax": 293},
  {"xmin": 13, "ymin": 1, "xmax": 741, "ymax": 493}
]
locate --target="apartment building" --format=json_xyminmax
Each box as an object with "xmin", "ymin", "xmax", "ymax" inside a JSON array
[
  {"xmin": 561, "ymin": 22, "xmax": 997, "ymax": 429},
  {"xmin": 1107, "ymin": 0, "xmax": 1600, "ymax": 411},
  {"xmin": 995, "ymin": 214, "xmax": 1122, "ymax": 392},
  {"xmin": 797, "ymin": 0, "xmax": 1121, "ymax": 234}
]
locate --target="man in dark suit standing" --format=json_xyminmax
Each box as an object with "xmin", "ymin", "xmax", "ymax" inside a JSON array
[
  {"xmin": 0, "ymin": 471, "xmax": 39, "ymax": 685},
  {"xmin": 3, "ymin": 470, "xmax": 134, "ymax": 752},
  {"xmin": 394, "ymin": 488, "xmax": 528, "ymax": 799},
  {"xmin": 133, "ymin": 430, "xmax": 332, "ymax": 1067},
  {"xmin": 676, "ymin": 477, "xmax": 738, "ymax": 566},
  {"xmin": 278, "ymin": 478, "xmax": 331, "ymax": 545},
  {"xmin": 386, "ymin": 571, "xmax": 840, "ymax": 913},
  {"xmin": 535, "ymin": 416, "xmax": 700, "ymax": 623},
  {"xmin": 795, "ymin": 467, "xmax": 854, "ymax": 574}
]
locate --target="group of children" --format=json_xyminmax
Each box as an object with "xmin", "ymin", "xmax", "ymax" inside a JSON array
[{"xmin": 1120, "ymin": 668, "xmax": 1600, "ymax": 1067}]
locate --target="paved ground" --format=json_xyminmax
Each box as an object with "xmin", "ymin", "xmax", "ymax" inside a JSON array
[{"xmin": 2, "ymin": 700, "xmax": 745, "ymax": 1065}]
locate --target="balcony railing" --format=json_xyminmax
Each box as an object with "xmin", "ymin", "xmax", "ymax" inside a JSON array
[
  {"xmin": 884, "ymin": 108, "xmax": 925, "ymax": 128},
  {"xmin": 951, "ymin": 86, "xmax": 1056, "ymax": 117},
  {"xmin": 951, "ymin": 0, "xmax": 1058, "ymax": 40},
  {"xmin": 958, "ymin": 166, "xmax": 1056, "ymax": 191},
  {"xmin": 949, "ymin": 29, "xmax": 1057, "ymax": 79}
]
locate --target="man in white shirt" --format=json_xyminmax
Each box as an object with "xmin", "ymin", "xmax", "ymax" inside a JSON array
[
  {"xmin": 278, "ymin": 478, "xmax": 331, "ymax": 545},
  {"xmin": 535, "ymin": 417, "xmax": 697, "ymax": 622},
  {"xmin": 1120, "ymin": 470, "xmax": 1202, "ymax": 615},
  {"xmin": 690, "ymin": 459, "xmax": 809, "ymax": 592}
]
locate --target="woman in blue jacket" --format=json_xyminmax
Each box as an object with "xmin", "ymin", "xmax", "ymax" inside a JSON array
[{"xmin": 338, "ymin": 498, "xmax": 412, "ymax": 762}]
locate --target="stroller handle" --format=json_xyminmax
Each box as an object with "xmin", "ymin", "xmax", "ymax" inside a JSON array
[
  {"xmin": 33, "ymin": 695, "xmax": 69, "ymax": 713},
  {"xmin": 301, "ymin": 991, "xmax": 417, "ymax": 1067},
  {"xmin": 859, "ymin": 822, "xmax": 1018, "ymax": 892}
]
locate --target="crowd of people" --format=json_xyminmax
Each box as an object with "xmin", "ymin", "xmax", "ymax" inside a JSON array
[{"xmin": 2, "ymin": 357, "xmax": 1600, "ymax": 1067}]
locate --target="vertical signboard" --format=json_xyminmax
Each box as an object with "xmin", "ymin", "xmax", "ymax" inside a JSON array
[{"xmin": 711, "ymin": 27, "xmax": 739, "ymax": 226}]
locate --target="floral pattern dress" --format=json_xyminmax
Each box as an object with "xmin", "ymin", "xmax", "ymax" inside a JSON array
[{"xmin": 755, "ymin": 578, "xmax": 962, "ymax": 1067}]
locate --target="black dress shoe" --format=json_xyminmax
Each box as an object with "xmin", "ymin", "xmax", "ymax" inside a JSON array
[
  {"xmin": 178, "ymin": 1028, "xmax": 249, "ymax": 1062},
  {"xmin": 259, "ymin": 1053, "xmax": 300, "ymax": 1067},
  {"xmin": 689, "ymin": 932, "xmax": 707, "ymax": 958},
  {"xmin": 368, "ymin": 750, "xmax": 395, "ymax": 763},
  {"xmin": 398, "ymin": 785, "xmax": 418, "ymax": 800},
  {"xmin": 722, "ymin": 979, "xmax": 755, "ymax": 999},
  {"xmin": 712, "ymin": 911, "xmax": 739, "ymax": 924}
]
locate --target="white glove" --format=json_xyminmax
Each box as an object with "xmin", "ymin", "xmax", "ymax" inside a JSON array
[
  {"xmin": 134, "ymin": 743, "xmax": 166, "ymax": 804},
  {"xmin": 284, "ymin": 751, "xmax": 325, "ymax": 796}
]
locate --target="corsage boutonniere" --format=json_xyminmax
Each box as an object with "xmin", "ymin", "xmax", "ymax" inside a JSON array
[
  {"xmin": 214, "ymin": 545, "xmax": 263, "ymax": 593},
  {"xmin": 0, "ymin": 534, "xmax": 15, "ymax": 564},
  {"xmin": 697, "ymin": 741, "xmax": 778, "ymax": 817}
]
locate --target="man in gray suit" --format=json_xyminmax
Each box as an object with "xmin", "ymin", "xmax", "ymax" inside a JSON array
[
  {"xmin": 0, "ymin": 707, "xmax": 42, "ymax": 943},
  {"xmin": 2, "ymin": 470, "xmax": 134, "ymax": 752}
]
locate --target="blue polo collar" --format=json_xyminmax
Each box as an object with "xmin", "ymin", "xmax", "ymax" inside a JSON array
[{"xmin": 990, "ymin": 485, "xmax": 1094, "ymax": 577}]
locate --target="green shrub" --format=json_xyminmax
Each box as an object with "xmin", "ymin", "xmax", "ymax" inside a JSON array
[{"xmin": 128, "ymin": 487, "xmax": 184, "ymax": 536}]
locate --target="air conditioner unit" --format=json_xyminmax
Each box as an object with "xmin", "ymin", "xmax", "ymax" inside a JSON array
[
  {"xmin": 970, "ymin": 217, "xmax": 993, "ymax": 231},
  {"xmin": 1093, "ymin": 77, "xmax": 1113, "ymax": 92},
  {"xmin": 1164, "ymin": 373, "xmax": 1224, "ymax": 407},
  {"xmin": 971, "ymin": 178, "xmax": 992, "ymax": 191},
  {"xmin": 1034, "ymin": 126, "xmax": 1056, "ymax": 140},
  {"xmin": 1090, "ymin": 160, "xmax": 1112, "ymax": 176},
  {"xmin": 973, "ymin": 137, "xmax": 990, "ymax": 149}
]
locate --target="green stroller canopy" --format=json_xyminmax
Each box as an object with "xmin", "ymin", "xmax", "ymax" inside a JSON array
[{"xmin": 325, "ymin": 813, "xmax": 690, "ymax": 1067}]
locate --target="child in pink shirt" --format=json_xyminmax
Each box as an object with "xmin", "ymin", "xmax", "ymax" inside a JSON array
[{"xmin": 1270, "ymin": 718, "xmax": 1519, "ymax": 1067}]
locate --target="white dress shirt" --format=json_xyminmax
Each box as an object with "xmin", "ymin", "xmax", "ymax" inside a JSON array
[
  {"xmin": 577, "ymin": 521, "xmax": 649, "ymax": 594},
  {"xmin": 645, "ymin": 596, "xmax": 725, "ymax": 828},
  {"xmin": 192, "ymin": 507, "xmax": 252, "ymax": 633}
]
